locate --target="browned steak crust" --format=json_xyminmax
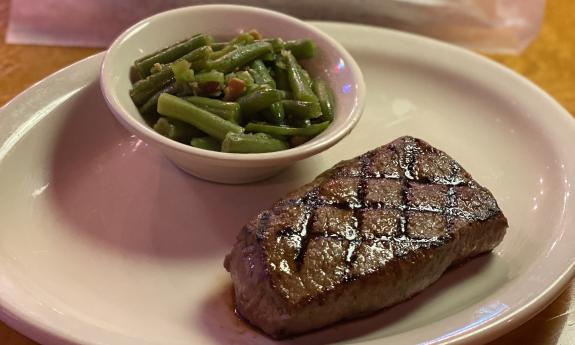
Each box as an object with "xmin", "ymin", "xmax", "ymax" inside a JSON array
[{"xmin": 224, "ymin": 136, "xmax": 508, "ymax": 338}]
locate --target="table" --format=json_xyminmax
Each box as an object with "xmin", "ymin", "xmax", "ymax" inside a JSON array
[{"xmin": 0, "ymin": 0, "xmax": 574, "ymax": 344}]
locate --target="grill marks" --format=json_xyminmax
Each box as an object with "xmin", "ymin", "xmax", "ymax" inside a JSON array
[
  {"xmin": 273, "ymin": 137, "xmax": 499, "ymax": 276},
  {"xmin": 346, "ymin": 151, "xmax": 374, "ymax": 267},
  {"xmin": 293, "ymin": 208, "xmax": 314, "ymax": 270}
]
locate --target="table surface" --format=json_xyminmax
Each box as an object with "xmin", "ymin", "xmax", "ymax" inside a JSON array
[{"xmin": 0, "ymin": 0, "xmax": 574, "ymax": 344}]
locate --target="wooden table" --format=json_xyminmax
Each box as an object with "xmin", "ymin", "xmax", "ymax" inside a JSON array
[{"xmin": 0, "ymin": 0, "xmax": 574, "ymax": 344}]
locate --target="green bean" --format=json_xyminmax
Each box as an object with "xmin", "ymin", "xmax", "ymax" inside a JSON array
[
  {"xmin": 130, "ymin": 46, "xmax": 212, "ymax": 105},
  {"xmin": 283, "ymin": 50, "xmax": 320, "ymax": 105},
  {"xmin": 245, "ymin": 121, "xmax": 330, "ymax": 136},
  {"xmin": 249, "ymin": 60, "xmax": 275, "ymax": 88},
  {"xmin": 260, "ymin": 38, "xmax": 284, "ymax": 52},
  {"xmin": 211, "ymin": 42, "xmax": 228, "ymax": 51},
  {"xmin": 130, "ymin": 71, "xmax": 175, "ymax": 106},
  {"xmin": 273, "ymin": 63, "xmax": 290, "ymax": 91},
  {"xmin": 236, "ymin": 88, "xmax": 283, "ymax": 118},
  {"xmin": 157, "ymin": 93, "xmax": 243, "ymax": 141},
  {"xmin": 171, "ymin": 60, "xmax": 194, "ymax": 83},
  {"xmin": 207, "ymin": 41, "xmax": 273, "ymax": 73},
  {"xmin": 138, "ymin": 84, "xmax": 177, "ymax": 115},
  {"xmin": 185, "ymin": 96, "xmax": 241, "ymax": 123},
  {"xmin": 230, "ymin": 32, "xmax": 256, "ymax": 45},
  {"xmin": 179, "ymin": 45, "xmax": 212, "ymax": 65},
  {"xmin": 298, "ymin": 64, "xmax": 313, "ymax": 90},
  {"xmin": 222, "ymin": 132, "xmax": 289, "ymax": 153},
  {"xmin": 284, "ymin": 39, "xmax": 317, "ymax": 59},
  {"xmin": 288, "ymin": 118, "xmax": 311, "ymax": 128},
  {"xmin": 190, "ymin": 136, "xmax": 221, "ymax": 151},
  {"xmin": 209, "ymin": 44, "xmax": 237, "ymax": 60},
  {"xmin": 261, "ymin": 51, "xmax": 277, "ymax": 61},
  {"xmin": 282, "ymin": 99, "xmax": 322, "ymax": 119},
  {"xmin": 135, "ymin": 34, "xmax": 213, "ymax": 78},
  {"xmin": 277, "ymin": 89, "xmax": 293, "ymax": 100},
  {"xmin": 153, "ymin": 117, "xmax": 204, "ymax": 143},
  {"xmin": 210, "ymin": 32, "xmax": 256, "ymax": 58},
  {"xmin": 195, "ymin": 70, "xmax": 224, "ymax": 85},
  {"xmin": 313, "ymin": 79, "xmax": 336, "ymax": 121},
  {"xmin": 248, "ymin": 60, "xmax": 284, "ymax": 123},
  {"xmin": 262, "ymin": 102, "xmax": 285, "ymax": 124}
]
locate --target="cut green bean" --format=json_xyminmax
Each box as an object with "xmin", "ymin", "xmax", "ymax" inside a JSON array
[
  {"xmin": 298, "ymin": 64, "xmax": 313, "ymax": 90},
  {"xmin": 207, "ymin": 41, "xmax": 272, "ymax": 73},
  {"xmin": 230, "ymin": 32, "xmax": 256, "ymax": 45},
  {"xmin": 211, "ymin": 42, "xmax": 228, "ymax": 51},
  {"xmin": 195, "ymin": 70, "xmax": 224, "ymax": 85},
  {"xmin": 157, "ymin": 93, "xmax": 243, "ymax": 141},
  {"xmin": 264, "ymin": 102, "xmax": 285, "ymax": 124},
  {"xmin": 249, "ymin": 60, "xmax": 284, "ymax": 124},
  {"xmin": 277, "ymin": 89, "xmax": 293, "ymax": 100},
  {"xmin": 179, "ymin": 45, "xmax": 212, "ymax": 65},
  {"xmin": 209, "ymin": 44, "xmax": 237, "ymax": 60},
  {"xmin": 153, "ymin": 117, "xmax": 205, "ymax": 143},
  {"xmin": 313, "ymin": 78, "xmax": 336, "ymax": 121},
  {"xmin": 289, "ymin": 118, "xmax": 311, "ymax": 128},
  {"xmin": 171, "ymin": 60, "xmax": 194, "ymax": 83},
  {"xmin": 135, "ymin": 34, "xmax": 213, "ymax": 78},
  {"xmin": 138, "ymin": 84, "xmax": 177, "ymax": 115},
  {"xmin": 273, "ymin": 63, "xmax": 290, "ymax": 91},
  {"xmin": 282, "ymin": 99, "xmax": 322, "ymax": 119},
  {"xmin": 190, "ymin": 136, "xmax": 221, "ymax": 151},
  {"xmin": 260, "ymin": 38, "xmax": 284, "ymax": 52},
  {"xmin": 260, "ymin": 51, "xmax": 276, "ymax": 61},
  {"xmin": 236, "ymin": 88, "xmax": 283, "ymax": 118},
  {"xmin": 283, "ymin": 50, "xmax": 320, "ymax": 105},
  {"xmin": 245, "ymin": 121, "xmax": 330, "ymax": 137},
  {"xmin": 130, "ymin": 70, "xmax": 175, "ymax": 106},
  {"xmin": 249, "ymin": 59, "xmax": 275, "ymax": 88},
  {"xmin": 185, "ymin": 96, "xmax": 241, "ymax": 123},
  {"xmin": 210, "ymin": 33, "xmax": 255, "ymax": 59},
  {"xmin": 284, "ymin": 39, "xmax": 317, "ymax": 59},
  {"xmin": 222, "ymin": 132, "xmax": 289, "ymax": 153},
  {"xmin": 130, "ymin": 46, "xmax": 212, "ymax": 105}
]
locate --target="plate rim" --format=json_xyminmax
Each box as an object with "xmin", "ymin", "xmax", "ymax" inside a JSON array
[{"xmin": 0, "ymin": 22, "xmax": 574, "ymax": 345}]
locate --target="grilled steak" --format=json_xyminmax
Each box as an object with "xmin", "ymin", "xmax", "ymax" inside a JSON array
[{"xmin": 224, "ymin": 136, "xmax": 508, "ymax": 338}]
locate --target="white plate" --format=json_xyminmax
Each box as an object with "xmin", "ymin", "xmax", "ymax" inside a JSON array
[{"xmin": 0, "ymin": 23, "xmax": 574, "ymax": 345}]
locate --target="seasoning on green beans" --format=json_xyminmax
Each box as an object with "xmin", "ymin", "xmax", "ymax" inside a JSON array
[{"xmin": 128, "ymin": 30, "xmax": 336, "ymax": 153}]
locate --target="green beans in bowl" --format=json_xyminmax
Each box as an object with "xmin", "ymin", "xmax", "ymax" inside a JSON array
[
  {"xmin": 131, "ymin": 30, "xmax": 336, "ymax": 153},
  {"xmin": 101, "ymin": 5, "xmax": 365, "ymax": 183}
]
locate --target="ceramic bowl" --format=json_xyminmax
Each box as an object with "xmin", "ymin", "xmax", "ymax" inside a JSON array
[{"xmin": 100, "ymin": 4, "xmax": 365, "ymax": 184}]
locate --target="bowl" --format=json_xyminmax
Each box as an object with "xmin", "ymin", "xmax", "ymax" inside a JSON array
[{"xmin": 100, "ymin": 4, "xmax": 365, "ymax": 184}]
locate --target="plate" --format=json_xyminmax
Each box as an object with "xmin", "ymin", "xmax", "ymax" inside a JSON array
[{"xmin": 0, "ymin": 22, "xmax": 574, "ymax": 345}]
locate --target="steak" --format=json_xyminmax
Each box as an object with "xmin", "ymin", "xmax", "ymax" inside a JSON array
[{"xmin": 224, "ymin": 136, "xmax": 508, "ymax": 338}]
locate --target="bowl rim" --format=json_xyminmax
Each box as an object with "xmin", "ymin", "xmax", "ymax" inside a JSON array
[{"xmin": 100, "ymin": 4, "xmax": 365, "ymax": 164}]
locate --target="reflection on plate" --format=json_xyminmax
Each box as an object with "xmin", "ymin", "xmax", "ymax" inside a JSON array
[{"xmin": 0, "ymin": 23, "xmax": 574, "ymax": 345}]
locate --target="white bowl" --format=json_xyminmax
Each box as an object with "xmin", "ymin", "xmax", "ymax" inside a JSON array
[{"xmin": 100, "ymin": 5, "xmax": 365, "ymax": 184}]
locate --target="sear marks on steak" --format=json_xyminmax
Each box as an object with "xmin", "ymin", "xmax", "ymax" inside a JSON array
[{"xmin": 224, "ymin": 136, "xmax": 508, "ymax": 339}]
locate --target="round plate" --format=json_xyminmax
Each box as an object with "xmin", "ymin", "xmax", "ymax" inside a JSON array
[{"xmin": 0, "ymin": 23, "xmax": 574, "ymax": 345}]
